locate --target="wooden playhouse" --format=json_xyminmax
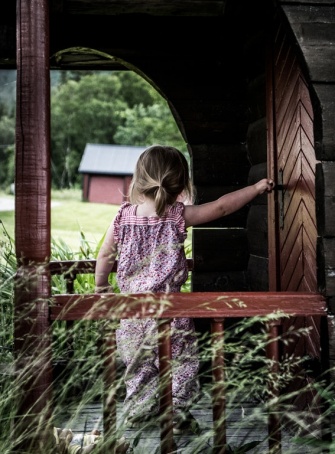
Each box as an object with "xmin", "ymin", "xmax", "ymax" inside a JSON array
[{"xmin": 1, "ymin": 0, "xmax": 335, "ymax": 452}]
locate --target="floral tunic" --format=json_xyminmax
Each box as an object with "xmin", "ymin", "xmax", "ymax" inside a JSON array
[
  {"xmin": 114, "ymin": 201, "xmax": 189, "ymax": 293},
  {"xmin": 113, "ymin": 202, "xmax": 200, "ymax": 417}
]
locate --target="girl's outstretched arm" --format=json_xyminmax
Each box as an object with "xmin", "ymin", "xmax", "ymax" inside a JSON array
[
  {"xmin": 95, "ymin": 221, "xmax": 117, "ymax": 293},
  {"xmin": 184, "ymin": 179, "xmax": 274, "ymax": 228}
]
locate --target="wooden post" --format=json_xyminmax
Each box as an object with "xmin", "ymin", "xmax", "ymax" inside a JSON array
[
  {"xmin": 158, "ymin": 320, "xmax": 174, "ymax": 454},
  {"xmin": 211, "ymin": 318, "xmax": 226, "ymax": 454},
  {"xmin": 14, "ymin": 0, "xmax": 52, "ymax": 451},
  {"xmin": 266, "ymin": 321, "xmax": 281, "ymax": 454},
  {"xmin": 320, "ymin": 316, "xmax": 332, "ymax": 448},
  {"xmin": 66, "ymin": 274, "xmax": 76, "ymax": 358},
  {"xmin": 103, "ymin": 325, "xmax": 117, "ymax": 454}
]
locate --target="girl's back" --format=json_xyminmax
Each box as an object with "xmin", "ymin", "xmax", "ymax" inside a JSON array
[{"xmin": 115, "ymin": 201, "xmax": 188, "ymax": 294}]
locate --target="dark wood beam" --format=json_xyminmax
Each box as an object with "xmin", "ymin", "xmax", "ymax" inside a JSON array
[
  {"xmin": 50, "ymin": 0, "xmax": 227, "ymax": 16},
  {"xmin": 14, "ymin": 0, "xmax": 53, "ymax": 450}
]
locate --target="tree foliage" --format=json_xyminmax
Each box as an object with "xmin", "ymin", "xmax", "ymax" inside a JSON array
[
  {"xmin": 0, "ymin": 70, "xmax": 188, "ymax": 190},
  {"xmin": 0, "ymin": 103, "xmax": 15, "ymax": 189},
  {"xmin": 51, "ymin": 71, "xmax": 187, "ymax": 189}
]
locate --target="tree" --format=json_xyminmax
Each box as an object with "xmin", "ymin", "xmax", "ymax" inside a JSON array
[
  {"xmin": 0, "ymin": 107, "xmax": 15, "ymax": 189},
  {"xmin": 0, "ymin": 69, "xmax": 189, "ymax": 190},
  {"xmin": 113, "ymin": 100, "xmax": 187, "ymax": 158},
  {"xmin": 51, "ymin": 71, "xmax": 188, "ymax": 189},
  {"xmin": 51, "ymin": 73, "xmax": 128, "ymax": 188}
]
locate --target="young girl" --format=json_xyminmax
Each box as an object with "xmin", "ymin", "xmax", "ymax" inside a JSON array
[{"xmin": 95, "ymin": 145, "xmax": 274, "ymax": 433}]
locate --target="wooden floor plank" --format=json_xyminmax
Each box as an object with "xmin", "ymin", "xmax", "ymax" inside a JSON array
[{"xmin": 56, "ymin": 393, "xmax": 323, "ymax": 453}]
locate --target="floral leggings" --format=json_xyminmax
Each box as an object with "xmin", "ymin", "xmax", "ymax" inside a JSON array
[{"xmin": 116, "ymin": 317, "xmax": 200, "ymax": 418}]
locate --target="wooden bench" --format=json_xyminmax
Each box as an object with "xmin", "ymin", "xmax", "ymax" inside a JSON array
[{"xmin": 49, "ymin": 259, "xmax": 329, "ymax": 454}]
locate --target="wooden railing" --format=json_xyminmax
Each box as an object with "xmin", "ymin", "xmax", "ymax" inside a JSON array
[{"xmin": 49, "ymin": 260, "xmax": 329, "ymax": 454}]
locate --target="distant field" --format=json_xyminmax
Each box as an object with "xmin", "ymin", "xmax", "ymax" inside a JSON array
[
  {"xmin": 0, "ymin": 189, "xmax": 192, "ymax": 255},
  {"xmin": 0, "ymin": 189, "xmax": 119, "ymax": 253},
  {"xmin": 50, "ymin": 189, "xmax": 119, "ymax": 253}
]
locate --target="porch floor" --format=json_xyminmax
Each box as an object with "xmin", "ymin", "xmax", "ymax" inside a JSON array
[{"xmin": 56, "ymin": 393, "xmax": 323, "ymax": 453}]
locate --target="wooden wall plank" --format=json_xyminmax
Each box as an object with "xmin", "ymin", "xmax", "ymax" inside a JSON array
[
  {"xmin": 326, "ymin": 270, "xmax": 335, "ymax": 295},
  {"xmin": 247, "ymin": 162, "xmax": 268, "ymax": 205},
  {"xmin": 300, "ymin": 46, "xmax": 335, "ymax": 82},
  {"xmin": 321, "ymin": 190, "xmax": 335, "ymax": 237},
  {"xmin": 183, "ymin": 121, "xmax": 248, "ymax": 144},
  {"xmin": 192, "ymin": 144, "xmax": 250, "ymax": 186},
  {"xmin": 244, "ymin": 6, "xmax": 268, "ymax": 292},
  {"xmin": 192, "ymin": 270, "xmax": 247, "ymax": 292},
  {"xmin": 193, "ymin": 228, "xmax": 249, "ymax": 272},
  {"xmin": 247, "ymin": 75, "xmax": 267, "ymax": 121},
  {"xmin": 323, "ymin": 238, "xmax": 335, "ymax": 270},
  {"xmin": 329, "ymin": 298, "xmax": 335, "ymax": 314},
  {"xmin": 52, "ymin": 0, "xmax": 227, "ymax": 16},
  {"xmin": 316, "ymin": 161, "xmax": 335, "ymax": 236},
  {"xmin": 318, "ymin": 238, "xmax": 335, "ymax": 298},
  {"xmin": 282, "ymin": 5, "xmax": 335, "ymax": 82},
  {"xmin": 283, "ymin": 5, "xmax": 335, "ymax": 26},
  {"xmin": 0, "ymin": 2, "xmax": 16, "ymax": 66},
  {"xmin": 317, "ymin": 190, "xmax": 335, "ymax": 237},
  {"xmin": 322, "ymin": 161, "xmax": 335, "ymax": 195},
  {"xmin": 246, "ymin": 255, "xmax": 269, "ymax": 291},
  {"xmin": 244, "ymin": 30, "xmax": 266, "ymax": 83},
  {"xmin": 194, "ymin": 185, "xmax": 248, "ymax": 228},
  {"xmin": 171, "ymin": 95, "xmax": 246, "ymax": 122},
  {"xmin": 246, "ymin": 205, "xmax": 268, "ymax": 257},
  {"xmin": 297, "ymin": 23, "xmax": 335, "ymax": 43},
  {"xmin": 246, "ymin": 118, "xmax": 267, "ymax": 165},
  {"xmin": 283, "ymin": 1, "xmax": 335, "ymax": 6}
]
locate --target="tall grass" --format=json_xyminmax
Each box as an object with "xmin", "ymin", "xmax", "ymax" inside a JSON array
[{"xmin": 0, "ymin": 226, "xmax": 334, "ymax": 453}]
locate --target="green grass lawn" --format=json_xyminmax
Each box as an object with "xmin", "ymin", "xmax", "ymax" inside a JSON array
[
  {"xmin": 0, "ymin": 189, "xmax": 192, "ymax": 255},
  {"xmin": 0, "ymin": 189, "xmax": 119, "ymax": 253},
  {"xmin": 50, "ymin": 189, "xmax": 120, "ymax": 252}
]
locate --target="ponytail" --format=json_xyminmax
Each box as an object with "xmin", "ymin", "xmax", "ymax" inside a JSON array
[{"xmin": 154, "ymin": 185, "xmax": 169, "ymax": 217}]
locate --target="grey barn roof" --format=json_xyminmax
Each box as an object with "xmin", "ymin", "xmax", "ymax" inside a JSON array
[{"xmin": 78, "ymin": 144, "xmax": 146, "ymax": 175}]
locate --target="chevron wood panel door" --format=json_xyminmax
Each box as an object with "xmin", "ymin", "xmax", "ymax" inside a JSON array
[{"xmin": 267, "ymin": 12, "xmax": 321, "ymax": 411}]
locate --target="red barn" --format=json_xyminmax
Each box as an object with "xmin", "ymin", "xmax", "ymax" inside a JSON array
[{"xmin": 78, "ymin": 143, "xmax": 146, "ymax": 205}]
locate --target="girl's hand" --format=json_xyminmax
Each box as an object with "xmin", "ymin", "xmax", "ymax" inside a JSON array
[{"xmin": 254, "ymin": 179, "xmax": 275, "ymax": 194}]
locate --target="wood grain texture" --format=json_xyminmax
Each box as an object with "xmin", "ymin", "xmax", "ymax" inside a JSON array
[
  {"xmin": 15, "ymin": 0, "xmax": 51, "ymax": 264},
  {"xmin": 246, "ymin": 118, "xmax": 267, "ymax": 165},
  {"xmin": 192, "ymin": 271, "xmax": 247, "ymax": 292},
  {"xmin": 316, "ymin": 161, "xmax": 335, "ymax": 237},
  {"xmin": 268, "ymin": 8, "xmax": 322, "ymax": 412},
  {"xmin": 192, "ymin": 144, "xmax": 250, "ymax": 186},
  {"xmin": 56, "ymin": 395, "xmax": 314, "ymax": 453},
  {"xmin": 246, "ymin": 205, "xmax": 268, "ymax": 257},
  {"xmin": 273, "ymin": 37, "xmax": 318, "ymax": 293},
  {"xmin": 193, "ymin": 228, "xmax": 249, "ymax": 272},
  {"xmin": 194, "ymin": 185, "xmax": 248, "ymax": 228},
  {"xmin": 247, "ymin": 255, "xmax": 269, "ymax": 291},
  {"xmin": 313, "ymin": 84, "xmax": 335, "ymax": 160},
  {"xmin": 51, "ymin": 0, "xmax": 227, "ymax": 16},
  {"xmin": 50, "ymin": 291, "xmax": 327, "ymax": 321},
  {"xmin": 281, "ymin": 4, "xmax": 335, "ymax": 82},
  {"xmin": 14, "ymin": 0, "xmax": 53, "ymax": 449}
]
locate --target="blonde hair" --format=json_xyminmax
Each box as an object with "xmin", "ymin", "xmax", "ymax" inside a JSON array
[{"xmin": 129, "ymin": 145, "xmax": 193, "ymax": 217}]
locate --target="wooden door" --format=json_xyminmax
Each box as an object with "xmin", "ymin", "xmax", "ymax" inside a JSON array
[{"xmin": 267, "ymin": 12, "xmax": 321, "ymax": 411}]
